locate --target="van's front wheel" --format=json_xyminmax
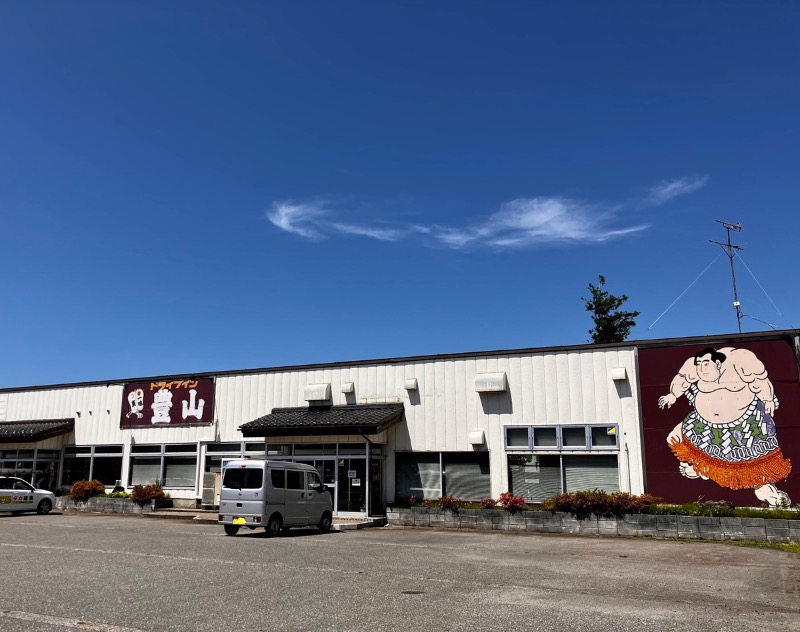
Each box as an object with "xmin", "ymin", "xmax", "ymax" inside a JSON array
[
  {"xmin": 224, "ymin": 524, "xmax": 240, "ymax": 536},
  {"xmin": 265, "ymin": 514, "xmax": 282, "ymax": 537},
  {"xmin": 318, "ymin": 511, "xmax": 332, "ymax": 533}
]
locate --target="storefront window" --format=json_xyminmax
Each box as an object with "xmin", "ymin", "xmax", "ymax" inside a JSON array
[
  {"xmin": 61, "ymin": 446, "xmax": 123, "ymax": 488},
  {"xmin": 164, "ymin": 456, "xmax": 196, "ymax": 488},
  {"xmin": 92, "ymin": 458, "xmax": 123, "ymax": 486},
  {"xmin": 443, "ymin": 453, "xmax": 490, "ymax": 500},
  {"xmin": 129, "ymin": 445, "xmax": 197, "ymax": 488},
  {"xmin": 129, "ymin": 457, "xmax": 161, "ymax": 486},
  {"xmin": 62, "ymin": 457, "xmax": 92, "ymax": 486},
  {"xmin": 395, "ymin": 453, "xmax": 441, "ymax": 501},
  {"xmin": 508, "ymin": 454, "xmax": 619, "ymax": 501},
  {"xmin": 395, "ymin": 452, "xmax": 492, "ymax": 502}
]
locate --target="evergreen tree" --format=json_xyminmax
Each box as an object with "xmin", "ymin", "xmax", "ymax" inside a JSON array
[{"xmin": 582, "ymin": 275, "xmax": 640, "ymax": 343}]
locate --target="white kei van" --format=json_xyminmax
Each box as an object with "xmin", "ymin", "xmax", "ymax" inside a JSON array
[{"xmin": 218, "ymin": 460, "xmax": 333, "ymax": 537}]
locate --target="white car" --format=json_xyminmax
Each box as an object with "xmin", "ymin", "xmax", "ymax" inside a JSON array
[{"xmin": 0, "ymin": 476, "xmax": 56, "ymax": 515}]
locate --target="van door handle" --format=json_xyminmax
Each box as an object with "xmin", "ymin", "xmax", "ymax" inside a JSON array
[{"xmin": 300, "ymin": 493, "xmax": 305, "ymax": 498}]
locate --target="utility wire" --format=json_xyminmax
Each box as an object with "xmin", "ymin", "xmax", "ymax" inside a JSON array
[
  {"xmin": 648, "ymin": 254, "xmax": 721, "ymax": 330},
  {"xmin": 742, "ymin": 314, "xmax": 777, "ymax": 330},
  {"xmin": 735, "ymin": 253, "xmax": 783, "ymax": 317}
]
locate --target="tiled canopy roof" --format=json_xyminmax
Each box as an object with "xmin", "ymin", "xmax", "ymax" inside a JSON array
[
  {"xmin": 239, "ymin": 404, "xmax": 404, "ymax": 437},
  {"xmin": 0, "ymin": 418, "xmax": 75, "ymax": 442}
]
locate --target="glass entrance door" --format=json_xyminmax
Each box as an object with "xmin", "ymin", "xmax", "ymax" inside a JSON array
[{"xmin": 337, "ymin": 458, "xmax": 366, "ymax": 513}]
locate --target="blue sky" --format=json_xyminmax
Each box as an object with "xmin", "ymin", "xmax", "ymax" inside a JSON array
[{"xmin": 2, "ymin": 1, "xmax": 799, "ymax": 387}]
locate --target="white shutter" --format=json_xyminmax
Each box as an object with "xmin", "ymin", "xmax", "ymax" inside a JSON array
[
  {"xmin": 443, "ymin": 454, "xmax": 490, "ymax": 500},
  {"xmin": 563, "ymin": 455, "xmax": 619, "ymax": 493},
  {"xmin": 508, "ymin": 455, "xmax": 561, "ymax": 502}
]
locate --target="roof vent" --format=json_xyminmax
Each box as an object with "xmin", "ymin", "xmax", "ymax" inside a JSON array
[
  {"xmin": 474, "ymin": 372, "xmax": 508, "ymax": 393},
  {"xmin": 303, "ymin": 383, "xmax": 332, "ymax": 402},
  {"xmin": 611, "ymin": 367, "xmax": 628, "ymax": 381}
]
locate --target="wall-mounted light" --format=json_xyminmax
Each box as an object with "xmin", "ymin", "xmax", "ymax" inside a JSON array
[
  {"xmin": 469, "ymin": 430, "xmax": 486, "ymax": 445},
  {"xmin": 404, "ymin": 378, "xmax": 418, "ymax": 391},
  {"xmin": 341, "ymin": 382, "xmax": 355, "ymax": 394}
]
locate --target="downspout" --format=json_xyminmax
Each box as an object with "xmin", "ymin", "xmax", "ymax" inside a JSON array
[{"xmin": 361, "ymin": 433, "xmax": 373, "ymax": 516}]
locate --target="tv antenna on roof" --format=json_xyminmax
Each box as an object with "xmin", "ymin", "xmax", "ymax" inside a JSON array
[{"xmin": 710, "ymin": 220, "xmax": 743, "ymax": 333}]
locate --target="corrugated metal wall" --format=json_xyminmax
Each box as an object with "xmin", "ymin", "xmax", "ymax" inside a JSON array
[{"xmin": 1, "ymin": 346, "xmax": 644, "ymax": 499}]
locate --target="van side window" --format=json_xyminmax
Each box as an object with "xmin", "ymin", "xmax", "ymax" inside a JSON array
[
  {"xmin": 286, "ymin": 470, "xmax": 304, "ymax": 490},
  {"xmin": 270, "ymin": 469, "xmax": 285, "ymax": 489},
  {"xmin": 222, "ymin": 468, "xmax": 263, "ymax": 490}
]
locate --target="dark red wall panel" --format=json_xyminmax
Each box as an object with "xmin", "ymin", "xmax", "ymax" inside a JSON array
[{"xmin": 639, "ymin": 339, "xmax": 799, "ymax": 506}]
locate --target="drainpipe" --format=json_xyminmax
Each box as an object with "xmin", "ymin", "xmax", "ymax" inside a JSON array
[{"xmin": 360, "ymin": 434, "xmax": 373, "ymax": 515}]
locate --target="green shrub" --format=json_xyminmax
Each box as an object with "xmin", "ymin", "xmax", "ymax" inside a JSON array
[
  {"xmin": 647, "ymin": 502, "xmax": 800, "ymax": 519},
  {"xmin": 542, "ymin": 490, "xmax": 662, "ymax": 517},
  {"xmin": 69, "ymin": 479, "xmax": 106, "ymax": 502}
]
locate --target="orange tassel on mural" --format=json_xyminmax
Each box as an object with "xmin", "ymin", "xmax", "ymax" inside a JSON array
[{"xmin": 670, "ymin": 438, "xmax": 792, "ymax": 490}]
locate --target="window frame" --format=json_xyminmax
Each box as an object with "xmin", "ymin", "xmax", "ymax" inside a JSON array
[
  {"xmin": 503, "ymin": 424, "xmax": 619, "ymax": 451},
  {"xmin": 128, "ymin": 444, "xmax": 198, "ymax": 489}
]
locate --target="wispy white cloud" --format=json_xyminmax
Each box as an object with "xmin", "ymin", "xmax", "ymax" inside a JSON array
[
  {"xmin": 645, "ymin": 176, "xmax": 708, "ymax": 207},
  {"xmin": 431, "ymin": 198, "xmax": 648, "ymax": 249},
  {"xmin": 266, "ymin": 201, "xmax": 328, "ymax": 240},
  {"xmin": 329, "ymin": 223, "xmax": 404, "ymax": 241},
  {"xmin": 266, "ymin": 176, "xmax": 705, "ymax": 250}
]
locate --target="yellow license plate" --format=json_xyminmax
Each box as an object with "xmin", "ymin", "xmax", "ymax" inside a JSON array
[{"xmin": 233, "ymin": 517, "xmax": 246, "ymax": 525}]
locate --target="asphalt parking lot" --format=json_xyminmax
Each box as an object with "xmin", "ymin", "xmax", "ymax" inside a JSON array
[{"xmin": 0, "ymin": 512, "xmax": 798, "ymax": 632}]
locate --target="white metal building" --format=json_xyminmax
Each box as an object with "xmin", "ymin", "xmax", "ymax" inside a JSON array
[{"xmin": 0, "ymin": 341, "xmax": 644, "ymax": 515}]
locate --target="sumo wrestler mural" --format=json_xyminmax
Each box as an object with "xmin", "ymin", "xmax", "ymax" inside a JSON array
[{"xmin": 639, "ymin": 338, "xmax": 799, "ymax": 508}]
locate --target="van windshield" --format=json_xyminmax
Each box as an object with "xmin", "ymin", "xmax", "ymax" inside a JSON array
[{"xmin": 222, "ymin": 468, "xmax": 264, "ymax": 490}]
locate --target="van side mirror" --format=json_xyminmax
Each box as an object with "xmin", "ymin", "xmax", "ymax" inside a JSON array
[{"xmin": 317, "ymin": 484, "xmax": 327, "ymax": 494}]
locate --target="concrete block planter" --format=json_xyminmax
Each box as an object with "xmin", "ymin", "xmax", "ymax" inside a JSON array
[
  {"xmin": 386, "ymin": 507, "xmax": 800, "ymax": 542},
  {"xmin": 57, "ymin": 497, "xmax": 173, "ymax": 514},
  {"xmin": 58, "ymin": 497, "xmax": 150, "ymax": 514}
]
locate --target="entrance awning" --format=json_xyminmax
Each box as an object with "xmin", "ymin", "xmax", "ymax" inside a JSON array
[
  {"xmin": 0, "ymin": 418, "xmax": 75, "ymax": 443},
  {"xmin": 239, "ymin": 404, "xmax": 404, "ymax": 438}
]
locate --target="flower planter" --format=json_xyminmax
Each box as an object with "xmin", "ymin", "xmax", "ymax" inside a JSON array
[
  {"xmin": 386, "ymin": 508, "xmax": 800, "ymax": 542},
  {"xmin": 57, "ymin": 497, "xmax": 152, "ymax": 514}
]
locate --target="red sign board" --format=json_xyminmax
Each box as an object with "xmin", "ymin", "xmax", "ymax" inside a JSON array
[
  {"xmin": 120, "ymin": 378, "xmax": 214, "ymax": 428},
  {"xmin": 639, "ymin": 339, "xmax": 799, "ymax": 507}
]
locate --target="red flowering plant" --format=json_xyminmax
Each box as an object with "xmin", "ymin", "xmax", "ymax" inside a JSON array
[
  {"xmin": 69, "ymin": 479, "xmax": 106, "ymax": 502},
  {"xmin": 421, "ymin": 498, "xmax": 434, "ymax": 508},
  {"xmin": 480, "ymin": 497, "xmax": 497, "ymax": 510},
  {"xmin": 497, "ymin": 492, "xmax": 526, "ymax": 513},
  {"xmin": 436, "ymin": 495, "xmax": 461, "ymax": 511}
]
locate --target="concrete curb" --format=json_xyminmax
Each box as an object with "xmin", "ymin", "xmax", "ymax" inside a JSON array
[{"xmin": 140, "ymin": 509, "xmax": 387, "ymax": 530}]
